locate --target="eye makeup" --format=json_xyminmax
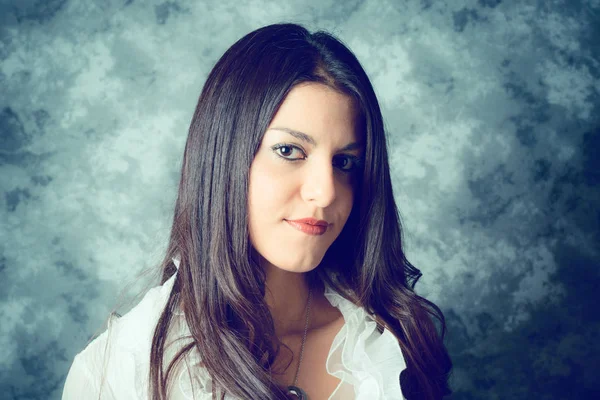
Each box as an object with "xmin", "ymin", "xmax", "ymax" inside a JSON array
[{"xmin": 270, "ymin": 143, "xmax": 363, "ymax": 173}]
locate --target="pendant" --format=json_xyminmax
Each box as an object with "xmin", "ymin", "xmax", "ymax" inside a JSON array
[{"xmin": 287, "ymin": 385, "xmax": 308, "ymax": 399}]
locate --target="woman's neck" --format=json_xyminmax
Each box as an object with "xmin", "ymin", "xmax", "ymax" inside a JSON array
[{"xmin": 263, "ymin": 263, "xmax": 313, "ymax": 337}]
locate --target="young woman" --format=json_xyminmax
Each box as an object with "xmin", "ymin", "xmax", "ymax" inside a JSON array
[{"xmin": 63, "ymin": 23, "xmax": 452, "ymax": 400}]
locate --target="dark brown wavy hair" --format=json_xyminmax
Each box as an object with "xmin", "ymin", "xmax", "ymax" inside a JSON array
[{"xmin": 149, "ymin": 22, "xmax": 452, "ymax": 399}]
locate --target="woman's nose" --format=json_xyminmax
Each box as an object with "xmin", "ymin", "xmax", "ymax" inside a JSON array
[{"xmin": 300, "ymin": 162, "xmax": 337, "ymax": 208}]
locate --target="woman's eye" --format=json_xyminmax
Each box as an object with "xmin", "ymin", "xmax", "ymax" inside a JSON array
[
  {"xmin": 334, "ymin": 155, "xmax": 360, "ymax": 172},
  {"xmin": 272, "ymin": 144, "xmax": 306, "ymax": 160}
]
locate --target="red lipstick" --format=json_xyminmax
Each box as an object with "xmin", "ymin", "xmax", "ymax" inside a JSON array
[{"xmin": 285, "ymin": 218, "xmax": 329, "ymax": 236}]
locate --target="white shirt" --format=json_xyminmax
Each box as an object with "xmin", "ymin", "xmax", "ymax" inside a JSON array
[{"xmin": 62, "ymin": 258, "xmax": 407, "ymax": 399}]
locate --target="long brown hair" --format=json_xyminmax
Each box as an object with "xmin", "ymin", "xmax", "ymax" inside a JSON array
[{"xmin": 150, "ymin": 22, "xmax": 452, "ymax": 399}]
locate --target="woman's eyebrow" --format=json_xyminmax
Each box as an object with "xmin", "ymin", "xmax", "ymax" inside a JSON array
[{"xmin": 267, "ymin": 127, "xmax": 362, "ymax": 151}]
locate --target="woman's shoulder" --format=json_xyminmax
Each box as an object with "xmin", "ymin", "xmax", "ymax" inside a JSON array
[
  {"xmin": 85, "ymin": 271, "xmax": 177, "ymax": 358},
  {"xmin": 323, "ymin": 285, "xmax": 407, "ymax": 399},
  {"xmin": 63, "ymin": 269, "xmax": 179, "ymax": 399}
]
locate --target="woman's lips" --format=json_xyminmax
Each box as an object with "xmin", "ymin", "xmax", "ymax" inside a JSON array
[{"xmin": 285, "ymin": 220, "xmax": 328, "ymax": 236}]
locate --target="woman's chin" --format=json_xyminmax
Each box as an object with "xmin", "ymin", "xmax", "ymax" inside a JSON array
[{"xmin": 268, "ymin": 258, "xmax": 324, "ymax": 274}]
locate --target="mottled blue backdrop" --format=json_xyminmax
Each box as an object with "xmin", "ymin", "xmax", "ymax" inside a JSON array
[{"xmin": 1, "ymin": 0, "xmax": 599, "ymax": 399}]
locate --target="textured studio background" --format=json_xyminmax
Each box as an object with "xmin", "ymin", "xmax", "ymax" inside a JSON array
[{"xmin": 1, "ymin": 0, "xmax": 599, "ymax": 399}]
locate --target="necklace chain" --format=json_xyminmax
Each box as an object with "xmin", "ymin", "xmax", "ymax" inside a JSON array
[{"xmin": 292, "ymin": 287, "xmax": 313, "ymax": 387}]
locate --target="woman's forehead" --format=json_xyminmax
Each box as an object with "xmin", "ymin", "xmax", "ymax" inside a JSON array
[{"xmin": 266, "ymin": 83, "xmax": 362, "ymax": 143}]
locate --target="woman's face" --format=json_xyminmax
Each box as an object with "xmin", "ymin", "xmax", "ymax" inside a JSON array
[{"xmin": 248, "ymin": 82, "xmax": 363, "ymax": 274}]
